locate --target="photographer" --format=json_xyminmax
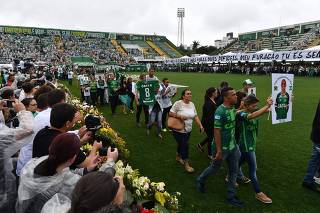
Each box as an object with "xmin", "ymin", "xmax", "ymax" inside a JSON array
[
  {"xmin": 16, "ymin": 133, "xmax": 119, "ymax": 213},
  {"xmin": 0, "ymin": 99, "xmax": 34, "ymax": 212},
  {"xmin": 32, "ymin": 103, "xmax": 98, "ymax": 174}
]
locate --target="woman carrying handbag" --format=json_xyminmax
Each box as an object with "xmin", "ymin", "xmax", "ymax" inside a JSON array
[{"xmin": 169, "ymin": 89, "xmax": 204, "ymax": 173}]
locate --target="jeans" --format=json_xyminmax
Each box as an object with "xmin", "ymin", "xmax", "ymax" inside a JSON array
[
  {"xmin": 303, "ymin": 142, "xmax": 320, "ymax": 184},
  {"xmin": 172, "ymin": 131, "xmax": 191, "ymax": 160},
  {"xmin": 136, "ymin": 104, "xmax": 149, "ymax": 124},
  {"xmin": 161, "ymin": 106, "xmax": 172, "ymax": 129},
  {"xmin": 109, "ymin": 95, "xmax": 118, "ymax": 114},
  {"xmin": 90, "ymin": 92, "xmax": 97, "ymax": 106},
  {"xmin": 239, "ymin": 151, "xmax": 261, "ymax": 193},
  {"xmin": 197, "ymin": 145, "xmax": 241, "ymax": 199},
  {"xmin": 200, "ymin": 127, "xmax": 213, "ymax": 156},
  {"xmin": 147, "ymin": 107, "xmax": 162, "ymax": 134},
  {"xmin": 98, "ymin": 88, "xmax": 105, "ymax": 105}
]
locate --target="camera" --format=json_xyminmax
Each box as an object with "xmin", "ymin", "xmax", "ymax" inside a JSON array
[
  {"xmin": 84, "ymin": 114, "xmax": 115, "ymax": 156},
  {"xmin": 2, "ymin": 99, "xmax": 14, "ymax": 108}
]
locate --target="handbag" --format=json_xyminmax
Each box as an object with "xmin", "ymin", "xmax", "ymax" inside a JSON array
[{"xmin": 167, "ymin": 116, "xmax": 185, "ymax": 131}]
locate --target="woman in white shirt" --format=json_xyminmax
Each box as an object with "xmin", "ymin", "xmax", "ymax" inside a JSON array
[{"xmin": 169, "ymin": 89, "xmax": 204, "ymax": 173}]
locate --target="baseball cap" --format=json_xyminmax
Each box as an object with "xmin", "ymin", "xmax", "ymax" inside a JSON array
[{"xmin": 243, "ymin": 79, "xmax": 253, "ymax": 85}]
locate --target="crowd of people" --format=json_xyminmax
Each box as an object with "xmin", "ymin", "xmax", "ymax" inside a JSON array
[
  {"xmin": 0, "ymin": 68, "xmax": 139, "ymax": 212},
  {"xmin": 0, "ymin": 32, "xmax": 134, "ymax": 66},
  {"xmin": 160, "ymin": 62, "xmax": 320, "ymax": 77},
  {"xmin": 0, "ymin": 60, "xmax": 319, "ymax": 212}
]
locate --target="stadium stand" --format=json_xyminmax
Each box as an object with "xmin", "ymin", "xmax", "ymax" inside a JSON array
[
  {"xmin": 225, "ymin": 20, "xmax": 320, "ymax": 53},
  {"xmin": 0, "ymin": 25, "xmax": 182, "ymax": 65}
]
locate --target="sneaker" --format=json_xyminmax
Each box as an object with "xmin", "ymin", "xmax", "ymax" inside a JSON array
[
  {"xmin": 196, "ymin": 179, "xmax": 205, "ymax": 193},
  {"xmin": 197, "ymin": 143, "xmax": 204, "ymax": 152},
  {"xmin": 175, "ymin": 155, "xmax": 184, "ymax": 165},
  {"xmin": 238, "ymin": 176, "xmax": 251, "ymax": 184},
  {"xmin": 161, "ymin": 128, "xmax": 167, "ymax": 132},
  {"xmin": 302, "ymin": 181, "xmax": 320, "ymax": 193},
  {"xmin": 226, "ymin": 197, "xmax": 244, "ymax": 208},
  {"xmin": 184, "ymin": 162, "xmax": 195, "ymax": 173},
  {"xmin": 225, "ymin": 176, "xmax": 239, "ymax": 187},
  {"xmin": 255, "ymin": 192, "xmax": 272, "ymax": 204}
]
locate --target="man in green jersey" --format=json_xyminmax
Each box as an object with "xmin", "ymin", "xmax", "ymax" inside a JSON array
[
  {"xmin": 275, "ymin": 79, "xmax": 290, "ymax": 120},
  {"xmin": 89, "ymin": 76, "xmax": 98, "ymax": 106},
  {"xmin": 197, "ymin": 87, "xmax": 244, "ymax": 207},
  {"xmin": 107, "ymin": 73, "xmax": 119, "ymax": 115},
  {"xmin": 237, "ymin": 95, "xmax": 273, "ymax": 203},
  {"xmin": 96, "ymin": 76, "xmax": 106, "ymax": 105},
  {"xmin": 135, "ymin": 74, "xmax": 149, "ymax": 126}
]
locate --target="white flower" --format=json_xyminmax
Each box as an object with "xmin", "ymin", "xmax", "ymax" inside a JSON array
[
  {"xmin": 135, "ymin": 189, "xmax": 141, "ymax": 196},
  {"xmin": 116, "ymin": 160, "xmax": 124, "ymax": 168},
  {"xmin": 156, "ymin": 182, "xmax": 165, "ymax": 192},
  {"xmin": 143, "ymin": 182, "xmax": 149, "ymax": 190}
]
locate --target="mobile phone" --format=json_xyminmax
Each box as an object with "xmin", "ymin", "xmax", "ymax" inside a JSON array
[{"xmin": 6, "ymin": 100, "xmax": 14, "ymax": 108}]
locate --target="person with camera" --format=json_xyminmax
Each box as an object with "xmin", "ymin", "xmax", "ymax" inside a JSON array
[
  {"xmin": 32, "ymin": 103, "xmax": 95, "ymax": 173},
  {"xmin": 16, "ymin": 89, "xmax": 66, "ymax": 176},
  {"xmin": 0, "ymin": 99, "xmax": 35, "ymax": 212},
  {"xmin": 16, "ymin": 133, "xmax": 119, "ymax": 213}
]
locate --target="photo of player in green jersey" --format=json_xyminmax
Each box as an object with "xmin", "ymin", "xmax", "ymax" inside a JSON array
[{"xmin": 275, "ymin": 79, "xmax": 290, "ymax": 120}]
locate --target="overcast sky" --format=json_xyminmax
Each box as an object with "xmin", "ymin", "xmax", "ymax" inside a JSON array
[{"xmin": 1, "ymin": 0, "xmax": 320, "ymax": 46}]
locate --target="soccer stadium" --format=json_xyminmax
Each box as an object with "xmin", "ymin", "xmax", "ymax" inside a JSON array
[{"xmin": 0, "ymin": 1, "xmax": 320, "ymax": 213}]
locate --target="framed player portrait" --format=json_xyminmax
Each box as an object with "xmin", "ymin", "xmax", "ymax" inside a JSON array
[{"xmin": 271, "ymin": 73, "xmax": 294, "ymax": 124}]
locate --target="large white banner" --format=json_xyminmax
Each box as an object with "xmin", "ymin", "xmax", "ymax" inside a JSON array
[
  {"xmin": 271, "ymin": 73, "xmax": 294, "ymax": 124},
  {"xmin": 165, "ymin": 50, "xmax": 320, "ymax": 64}
]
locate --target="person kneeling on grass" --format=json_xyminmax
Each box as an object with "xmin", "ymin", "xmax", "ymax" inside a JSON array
[{"xmin": 237, "ymin": 95, "xmax": 273, "ymax": 203}]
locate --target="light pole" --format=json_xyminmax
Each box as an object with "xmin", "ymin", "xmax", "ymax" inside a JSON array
[{"xmin": 177, "ymin": 8, "xmax": 185, "ymax": 47}]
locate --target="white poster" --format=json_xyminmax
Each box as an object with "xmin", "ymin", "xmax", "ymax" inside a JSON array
[
  {"xmin": 271, "ymin": 73, "xmax": 294, "ymax": 124},
  {"xmin": 248, "ymin": 87, "xmax": 256, "ymax": 96}
]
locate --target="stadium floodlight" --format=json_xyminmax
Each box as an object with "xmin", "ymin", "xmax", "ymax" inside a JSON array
[{"xmin": 177, "ymin": 8, "xmax": 185, "ymax": 47}]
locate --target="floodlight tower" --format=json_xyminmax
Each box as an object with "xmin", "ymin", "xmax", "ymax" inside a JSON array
[{"xmin": 177, "ymin": 8, "xmax": 185, "ymax": 47}]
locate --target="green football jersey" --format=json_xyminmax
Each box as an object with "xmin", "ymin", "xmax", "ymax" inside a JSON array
[
  {"xmin": 213, "ymin": 105, "xmax": 236, "ymax": 152},
  {"xmin": 107, "ymin": 80, "xmax": 119, "ymax": 96},
  {"xmin": 90, "ymin": 81, "xmax": 97, "ymax": 93},
  {"xmin": 275, "ymin": 92, "xmax": 289, "ymax": 120},
  {"xmin": 136, "ymin": 80, "xmax": 160, "ymax": 105},
  {"xmin": 238, "ymin": 111, "xmax": 258, "ymax": 152}
]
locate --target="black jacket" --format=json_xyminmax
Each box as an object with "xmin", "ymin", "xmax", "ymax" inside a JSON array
[
  {"xmin": 201, "ymin": 99, "xmax": 217, "ymax": 131},
  {"xmin": 311, "ymin": 101, "xmax": 320, "ymax": 144}
]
